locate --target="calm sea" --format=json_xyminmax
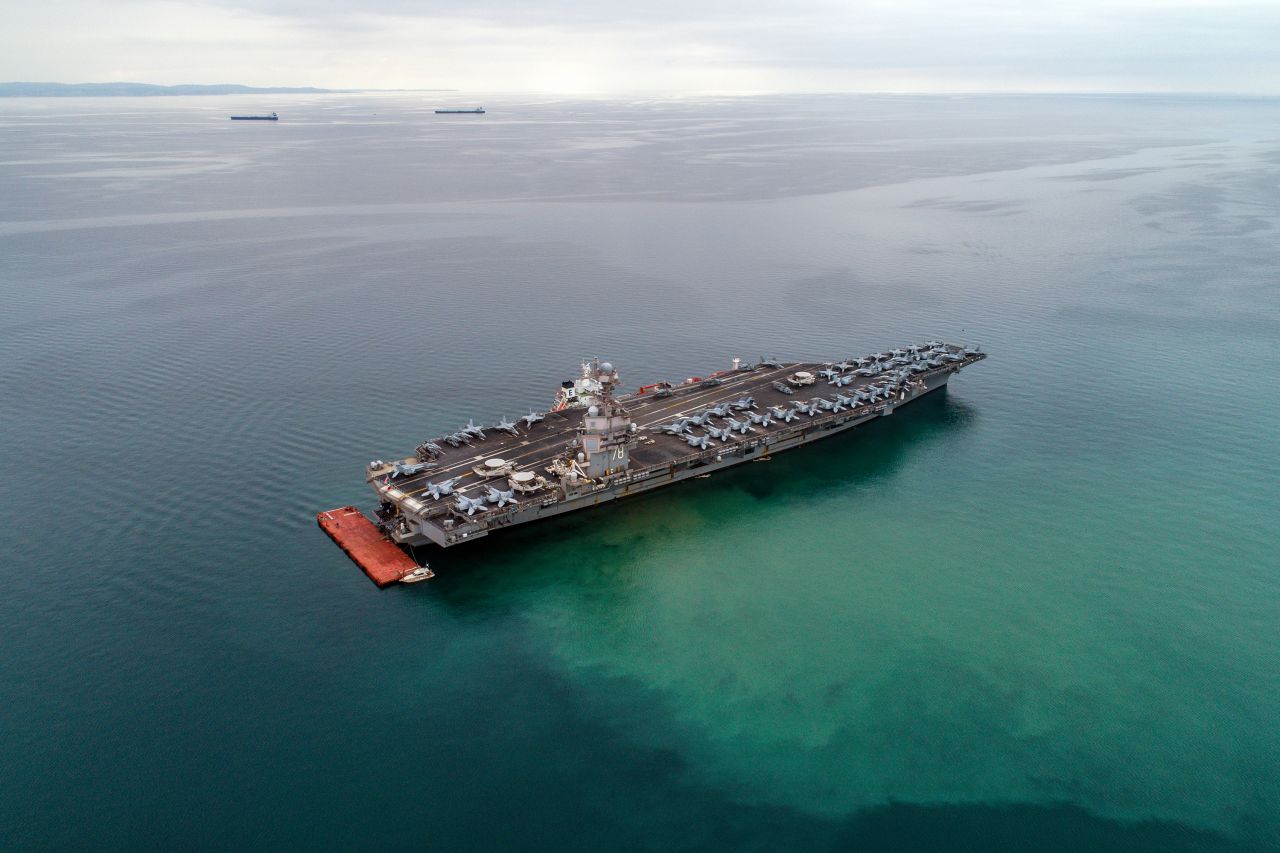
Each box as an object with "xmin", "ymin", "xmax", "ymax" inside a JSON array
[{"xmin": 1, "ymin": 93, "xmax": 1277, "ymax": 851}]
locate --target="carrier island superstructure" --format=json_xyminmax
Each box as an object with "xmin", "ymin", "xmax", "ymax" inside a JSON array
[{"xmin": 361, "ymin": 343, "xmax": 985, "ymax": 554}]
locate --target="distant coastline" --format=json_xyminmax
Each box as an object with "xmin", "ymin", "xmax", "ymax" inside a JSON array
[{"xmin": 0, "ymin": 82, "xmax": 453, "ymax": 97}]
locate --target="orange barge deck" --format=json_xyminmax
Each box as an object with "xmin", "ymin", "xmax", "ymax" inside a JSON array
[{"xmin": 317, "ymin": 506, "xmax": 427, "ymax": 587}]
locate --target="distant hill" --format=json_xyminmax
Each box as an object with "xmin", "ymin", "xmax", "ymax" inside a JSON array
[{"xmin": 0, "ymin": 82, "xmax": 339, "ymax": 97}]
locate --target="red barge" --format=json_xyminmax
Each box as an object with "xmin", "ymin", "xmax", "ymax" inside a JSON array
[{"xmin": 316, "ymin": 506, "xmax": 429, "ymax": 587}]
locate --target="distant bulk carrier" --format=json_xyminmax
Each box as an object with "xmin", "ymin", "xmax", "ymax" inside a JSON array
[{"xmin": 320, "ymin": 343, "xmax": 985, "ymax": 585}]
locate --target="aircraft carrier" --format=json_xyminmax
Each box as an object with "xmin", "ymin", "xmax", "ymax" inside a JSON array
[{"xmin": 362, "ymin": 342, "xmax": 985, "ymax": 555}]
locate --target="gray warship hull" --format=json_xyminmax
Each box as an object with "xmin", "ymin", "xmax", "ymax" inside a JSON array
[{"xmin": 369, "ymin": 347, "xmax": 984, "ymax": 549}]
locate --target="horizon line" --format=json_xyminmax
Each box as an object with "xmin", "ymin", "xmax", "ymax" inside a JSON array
[{"xmin": 3, "ymin": 81, "xmax": 1278, "ymax": 99}]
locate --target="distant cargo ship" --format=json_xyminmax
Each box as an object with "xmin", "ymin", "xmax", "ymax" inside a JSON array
[
  {"xmin": 435, "ymin": 107, "xmax": 485, "ymax": 114},
  {"xmin": 230, "ymin": 112, "xmax": 278, "ymax": 120}
]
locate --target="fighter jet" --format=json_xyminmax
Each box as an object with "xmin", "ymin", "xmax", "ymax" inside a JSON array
[
  {"xmin": 923, "ymin": 340, "xmax": 943, "ymax": 349},
  {"xmin": 772, "ymin": 381, "xmax": 795, "ymax": 395},
  {"xmin": 707, "ymin": 402, "xmax": 734, "ymax": 418},
  {"xmin": 494, "ymin": 416, "xmax": 520, "ymax": 436},
  {"xmin": 964, "ymin": 345, "xmax": 982, "ymax": 355},
  {"xmin": 730, "ymin": 395, "xmax": 756, "ymax": 411},
  {"xmin": 854, "ymin": 367, "xmax": 879, "ymax": 377},
  {"xmin": 793, "ymin": 399, "xmax": 821, "ymax": 416},
  {"xmin": 834, "ymin": 393, "xmax": 856, "ymax": 409},
  {"xmin": 771, "ymin": 405, "xmax": 799, "ymax": 423},
  {"xmin": 685, "ymin": 432, "xmax": 712, "ymax": 450},
  {"xmin": 484, "ymin": 486, "xmax": 517, "ymax": 508},
  {"xmin": 944, "ymin": 352, "xmax": 964, "ymax": 362},
  {"xmin": 390, "ymin": 460, "xmax": 432, "ymax": 478},
  {"xmin": 835, "ymin": 361, "xmax": 854, "ymax": 372},
  {"xmin": 660, "ymin": 420, "xmax": 691, "ymax": 435},
  {"xmin": 819, "ymin": 367, "xmax": 840, "ymax": 380},
  {"xmin": 443, "ymin": 433, "xmax": 467, "ymax": 447},
  {"xmin": 416, "ymin": 441, "xmax": 444, "ymax": 458},
  {"xmin": 705, "ymin": 425, "xmax": 733, "ymax": 442},
  {"xmin": 454, "ymin": 494, "xmax": 488, "ymax": 516},
  {"xmin": 686, "ymin": 411, "xmax": 713, "ymax": 427},
  {"xmin": 830, "ymin": 373, "xmax": 855, "ymax": 387},
  {"xmin": 521, "ymin": 410, "xmax": 545, "ymax": 428},
  {"xmin": 910, "ymin": 362, "xmax": 930, "ymax": 373},
  {"xmin": 724, "ymin": 417, "xmax": 753, "ymax": 434},
  {"xmin": 759, "ymin": 357, "xmax": 784, "ymax": 369},
  {"xmin": 461, "ymin": 419, "xmax": 486, "ymax": 440},
  {"xmin": 748, "ymin": 411, "xmax": 773, "ymax": 428},
  {"xmin": 423, "ymin": 477, "xmax": 462, "ymax": 500}
]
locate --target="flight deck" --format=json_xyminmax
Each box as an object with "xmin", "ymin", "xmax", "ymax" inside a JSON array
[{"xmin": 364, "ymin": 344, "xmax": 986, "ymax": 553}]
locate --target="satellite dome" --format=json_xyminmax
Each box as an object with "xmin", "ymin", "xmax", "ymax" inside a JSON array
[
  {"xmin": 588, "ymin": 405, "xmax": 600, "ymax": 416},
  {"xmin": 600, "ymin": 362, "xmax": 613, "ymax": 373}
]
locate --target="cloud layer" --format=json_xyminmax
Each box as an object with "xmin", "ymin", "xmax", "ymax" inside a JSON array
[{"xmin": 5, "ymin": 0, "xmax": 1278, "ymax": 93}]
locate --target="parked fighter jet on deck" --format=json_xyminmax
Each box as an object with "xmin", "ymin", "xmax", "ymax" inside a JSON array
[
  {"xmin": 485, "ymin": 486, "xmax": 517, "ymax": 508},
  {"xmin": 423, "ymin": 477, "xmax": 462, "ymax": 500},
  {"xmin": 454, "ymin": 494, "xmax": 488, "ymax": 515},
  {"xmin": 390, "ymin": 460, "xmax": 432, "ymax": 478}
]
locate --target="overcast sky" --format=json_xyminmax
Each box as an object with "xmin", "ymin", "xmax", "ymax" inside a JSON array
[{"xmin": 5, "ymin": 0, "xmax": 1278, "ymax": 93}]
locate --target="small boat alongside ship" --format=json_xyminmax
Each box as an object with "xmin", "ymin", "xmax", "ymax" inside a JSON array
[{"xmin": 399, "ymin": 565, "xmax": 435, "ymax": 584}]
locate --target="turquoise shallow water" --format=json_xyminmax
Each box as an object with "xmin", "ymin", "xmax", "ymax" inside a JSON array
[{"xmin": 1, "ymin": 93, "xmax": 1277, "ymax": 850}]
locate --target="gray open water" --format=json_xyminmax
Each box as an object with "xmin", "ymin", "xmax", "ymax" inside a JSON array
[{"xmin": 1, "ymin": 93, "xmax": 1278, "ymax": 850}]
